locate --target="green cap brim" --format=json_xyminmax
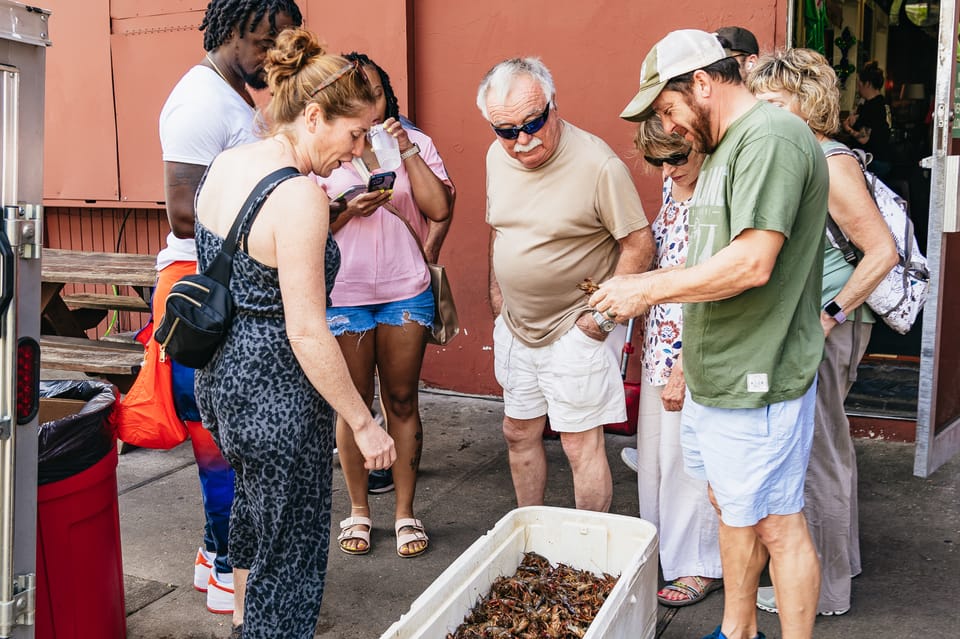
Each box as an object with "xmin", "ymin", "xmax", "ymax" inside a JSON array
[{"xmin": 619, "ymin": 80, "xmax": 667, "ymax": 122}]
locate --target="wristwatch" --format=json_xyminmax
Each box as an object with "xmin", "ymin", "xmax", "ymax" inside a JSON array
[
  {"xmin": 400, "ymin": 143, "xmax": 420, "ymax": 161},
  {"xmin": 823, "ymin": 300, "xmax": 847, "ymax": 324},
  {"xmin": 591, "ymin": 310, "xmax": 616, "ymax": 333}
]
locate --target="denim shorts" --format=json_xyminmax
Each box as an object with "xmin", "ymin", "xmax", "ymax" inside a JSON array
[
  {"xmin": 326, "ymin": 287, "xmax": 434, "ymax": 336},
  {"xmin": 492, "ymin": 316, "xmax": 627, "ymax": 433},
  {"xmin": 679, "ymin": 377, "xmax": 818, "ymax": 527}
]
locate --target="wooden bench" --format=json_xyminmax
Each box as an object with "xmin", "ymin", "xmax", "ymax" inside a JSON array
[
  {"xmin": 40, "ymin": 249, "xmax": 157, "ymax": 392},
  {"xmin": 40, "ymin": 335, "xmax": 145, "ymax": 392},
  {"xmin": 61, "ymin": 292, "xmax": 151, "ymax": 313}
]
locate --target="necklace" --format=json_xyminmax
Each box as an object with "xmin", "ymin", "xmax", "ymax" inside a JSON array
[{"xmin": 205, "ymin": 53, "xmax": 229, "ymax": 84}]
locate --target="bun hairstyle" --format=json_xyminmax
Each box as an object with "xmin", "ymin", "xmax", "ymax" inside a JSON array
[
  {"xmin": 262, "ymin": 27, "xmax": 375, "ymax": 134},
  {"xmin": 747, "ymin": 48, "xmax": 840, "ymax": 137},
  {"xmin": 859, "ymin": 60, "xmax": 885, "ymax": 90}
]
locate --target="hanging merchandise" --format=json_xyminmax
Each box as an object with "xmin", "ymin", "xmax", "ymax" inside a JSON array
[{"xmin": 805, "ymin": 0, "xmax": 829, "ymax": 54}]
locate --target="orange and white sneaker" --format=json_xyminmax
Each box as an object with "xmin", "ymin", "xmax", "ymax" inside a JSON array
[
  {"xmin": 194, "ymin": 548, "xmax": 214, "ymax": 592},
  {"xmin": 206, "ymin": 568, "xmax": 235, "ymax": 615}
]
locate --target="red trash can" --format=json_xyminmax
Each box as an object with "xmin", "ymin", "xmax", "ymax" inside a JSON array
[{"xmin": 35, "ymin": 445, "xmax": 126, "ymax": 639}]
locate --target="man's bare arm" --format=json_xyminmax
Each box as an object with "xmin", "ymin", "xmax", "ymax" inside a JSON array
[
  {"xmin": 163, "ymin": 161, "xmax": 207, "ymax": 238},
  {"xmin": 613, "ymin": 226, "xmax": 656, "ymax": 276},
  {"xmin": 488, "ymin": 227, "xmax": 503, "ymax": 316},
  {"xmin": 591, "ymin": 228, "xmax": 785, "ymax": 318}
]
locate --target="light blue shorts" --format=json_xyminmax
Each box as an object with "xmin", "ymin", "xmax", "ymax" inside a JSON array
[
  {"xmin": 326, "ymin": 287, "xmax": 434, "ymax": 336},
  {"xmin": 679, "ymin": 377, "xmax": 818, "ymax": 527}
]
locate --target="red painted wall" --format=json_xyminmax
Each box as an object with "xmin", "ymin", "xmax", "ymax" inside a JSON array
[
  {"xmin": 411, "ymin": 1, "xmax": 787, "ymax": 394},
  {"xmin": 41, "ymin": 0, "xmax": 788, "ymax": 394}
]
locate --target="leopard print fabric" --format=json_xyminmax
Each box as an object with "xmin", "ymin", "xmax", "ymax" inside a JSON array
[{"xmin": 195, "ymin": 173, "xmax": 341, "ymax": 639}]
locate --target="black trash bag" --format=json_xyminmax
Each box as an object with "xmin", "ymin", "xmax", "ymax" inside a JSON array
[{"xmin": 38, "ymin": 380, "xmax": 118, "ymax": 485}]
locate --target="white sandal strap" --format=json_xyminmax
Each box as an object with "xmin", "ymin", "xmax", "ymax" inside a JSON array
[
  {"xmin": 395, "ymin": 518, "xmax": 428, "ymax": 544},
  {"xmin": 339, "ymin": 516, "xmax": 372, "ymax": 529}
]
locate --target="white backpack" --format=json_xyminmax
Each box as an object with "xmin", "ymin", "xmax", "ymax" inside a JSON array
[{"xmin": 823, "ymin": 146, "xmax": 929, "ymax": 335}]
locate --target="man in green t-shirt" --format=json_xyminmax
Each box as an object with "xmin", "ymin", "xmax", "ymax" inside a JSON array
[{"xmin": 592, "ymin": 30, "xmax": 828, "ymax": 639}]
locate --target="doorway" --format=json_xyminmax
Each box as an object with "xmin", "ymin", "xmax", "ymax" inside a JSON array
[{"xmin": 795, "ymin": 0, "xmax": 938, "ymax": 420}]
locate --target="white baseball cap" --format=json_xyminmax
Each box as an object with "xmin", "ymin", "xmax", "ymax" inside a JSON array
[{"xmin": 620, "ymin": 29, "xmax": 727, "ymax": 122}]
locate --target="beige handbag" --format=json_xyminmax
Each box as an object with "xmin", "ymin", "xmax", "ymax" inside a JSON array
[{"xmin": 384, "ymin": 202, "xmax": 460, "ymax": 346}]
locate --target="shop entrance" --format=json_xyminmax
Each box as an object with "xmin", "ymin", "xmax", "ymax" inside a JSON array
[{"xmin": 794, "ymin": 1, "xmax": 936, "ymax": 423}]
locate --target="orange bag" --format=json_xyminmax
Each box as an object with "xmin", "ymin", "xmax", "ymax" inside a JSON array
[{"xmin": 114, "ymin": 261, "xmax": 193, "ymax": 449}]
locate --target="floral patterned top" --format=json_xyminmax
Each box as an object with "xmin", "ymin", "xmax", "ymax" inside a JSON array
[{"xmin": 642, "ymin": 178, "xmax": 689, "ymax": 387}]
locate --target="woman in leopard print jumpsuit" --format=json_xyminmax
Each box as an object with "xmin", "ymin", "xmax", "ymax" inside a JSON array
[{"xmin": 193, "ymin": 29, "xmax": 396, "ymax": 639}]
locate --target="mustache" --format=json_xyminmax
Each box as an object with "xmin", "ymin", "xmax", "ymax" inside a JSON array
[{"xmin": 514, "ymin": 137, "xmax": 543, "ymax": 153}]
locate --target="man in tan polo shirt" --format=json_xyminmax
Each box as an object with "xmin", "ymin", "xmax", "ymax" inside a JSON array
[{"xmin": 477, "ymin": 57, "xmax": 654, "ymax": 512}]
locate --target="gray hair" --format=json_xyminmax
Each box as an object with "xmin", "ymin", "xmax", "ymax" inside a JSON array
[{"xmin": 476, "ymin": 57, "xmax": 556, "ymax": 120}]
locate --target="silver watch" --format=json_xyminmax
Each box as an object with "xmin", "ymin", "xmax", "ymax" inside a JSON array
[{"xmin": 591, "ymin": 310, "xmax": 616, "ymax": 333}]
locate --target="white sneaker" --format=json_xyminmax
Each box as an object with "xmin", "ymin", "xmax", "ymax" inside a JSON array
[
  {"xmin": 756, "ymin": 585, "xmax": 850, "ymax": 616},
  {"xmin": 206, "ymin": 568, "xmax": 235, "ymax": 615},
  {"xmin": 193, "ymin": 548, "xmax": 214, "ymax": 592},
  {"xmin": 620, "ymin": 447, "xmax": 639, "ymax": 473}
]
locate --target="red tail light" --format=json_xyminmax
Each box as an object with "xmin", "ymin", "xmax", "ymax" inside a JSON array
[{"xmin": 16, "ymin": 337, "xmax": 39, "ymax": 425}]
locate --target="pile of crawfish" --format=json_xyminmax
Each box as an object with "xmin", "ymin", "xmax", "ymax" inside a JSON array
[{"xmin": 447, "ymin": 552, "xmax": 618, "ymax": 639}]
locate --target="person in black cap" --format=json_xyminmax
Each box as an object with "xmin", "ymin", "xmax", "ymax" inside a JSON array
[
  {"xmin": 599, "ymin": 28, "xmax": 830, "ymax": 639},
  {"xmin": 716, "ymin": 25, "xmax": 760, "ymax": 80}
]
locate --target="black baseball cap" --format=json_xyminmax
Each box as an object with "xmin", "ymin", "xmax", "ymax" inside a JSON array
[{"xmin": 715, "ymin": 26, "xmax": 759, "ymax": 56}]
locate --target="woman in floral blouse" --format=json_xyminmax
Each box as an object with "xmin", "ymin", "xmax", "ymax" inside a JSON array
[{"xmin": 629, "ymin": 116, "xmax": 722, "ymax": 608}]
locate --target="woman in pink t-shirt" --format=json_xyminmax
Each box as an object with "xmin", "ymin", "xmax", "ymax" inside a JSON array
[{"xmin": 314, "ymin": 53, "xmax": 453, "ymax": 558}]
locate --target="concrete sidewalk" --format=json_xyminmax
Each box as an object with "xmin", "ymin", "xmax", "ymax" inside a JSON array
[{"xmin": 116, "ymin": 389, "xmax": 960, "ymax": 638}]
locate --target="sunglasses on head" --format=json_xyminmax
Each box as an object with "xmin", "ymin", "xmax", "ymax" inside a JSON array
[
  {"xmin": 644, "ymin": 149, "xmax": 691, "ymax": 168},
  {"xmin": 491, "ymin": 103, "xmax": 551, "ymax": 140}
]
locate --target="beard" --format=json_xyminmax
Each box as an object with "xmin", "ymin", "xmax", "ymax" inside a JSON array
[
  {"xmin": 241, "ymin": 67, "xmax": 268, "ymax": 90},
  {"xmin": 687, "ymin": 98, "xmax": 717, "ymax": 155}
]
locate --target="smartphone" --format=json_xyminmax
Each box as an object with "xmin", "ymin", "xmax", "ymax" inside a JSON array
[
  {"xmin": 330, "ymin": 184, "xmax": 367, "ymax": 221},
  {"xmin": 367, "ymin": 171, "xmax": 397, "ymax": 192},
  {"xmin": 334, "ymin": 184, "xmax": 367, "ymax": 203}
]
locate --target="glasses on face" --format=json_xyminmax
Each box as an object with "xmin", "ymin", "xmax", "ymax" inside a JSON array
[
  {"xmin": 644, "ymin": 148, "xmax": 691, "ymax": 168},
  {"xmin": 491, "ymin": 103, "xmax": 551, "ymax": 140},
  {"xmin": 310, "ymin": 59, "xmax": 364, "ymax": 97}
]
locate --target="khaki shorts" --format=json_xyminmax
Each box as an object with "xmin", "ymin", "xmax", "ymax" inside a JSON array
[{"xmin": 493, "ymin": 316, "xmax": 626, "ymax": 432}]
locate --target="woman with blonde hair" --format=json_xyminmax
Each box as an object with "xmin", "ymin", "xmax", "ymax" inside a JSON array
[
  {"xmin": 748, "ymin": 47, "xmax": 897, "ymax": 618},
  {"xmin": 626, "ymin": 115, "xmax": 723, "ymax": 608},
  {"xmin": 193, "ymin": 27, "xmax": 396, "ymax": 639}
]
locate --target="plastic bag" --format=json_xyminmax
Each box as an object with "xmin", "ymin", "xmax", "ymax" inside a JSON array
[{"xmin": 38, "ymin": 380, "xmax": 118, "ymax": 485}]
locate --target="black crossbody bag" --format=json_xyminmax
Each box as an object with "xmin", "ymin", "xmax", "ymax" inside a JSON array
[{"xmin": 154, "ymin": 167, "xmax": 301, "ymax": 368}]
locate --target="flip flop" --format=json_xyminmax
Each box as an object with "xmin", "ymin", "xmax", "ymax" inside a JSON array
[
  {"xmin": 395, "ymin": 517, "xmax": 429, "ymax": 558},
  {"xmin": 658, "ymin": 576, "xmax": 723, "ymax": 608},
  {"xmin": 338, "ymin": 516, "xmax": 372, "ymax": 555}
]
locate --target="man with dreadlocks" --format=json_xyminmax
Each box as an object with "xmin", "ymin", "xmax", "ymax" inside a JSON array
[{"xmin": 116, "ymin": 0, "xmax": 301, "ymax": 628}]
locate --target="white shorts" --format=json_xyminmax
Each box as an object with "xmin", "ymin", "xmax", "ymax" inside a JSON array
[
  {"xmin": 680, "ymin": 378, "xmax": 817, "ymax": 527},
  {"xmin": 493, "ymin": 316, "xmax": 626, "ymax": 433}
]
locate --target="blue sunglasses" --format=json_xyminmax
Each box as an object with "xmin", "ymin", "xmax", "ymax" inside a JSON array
[{"xmin": 491, "ymin": 103, "xmax": 551, "ymax": 140}]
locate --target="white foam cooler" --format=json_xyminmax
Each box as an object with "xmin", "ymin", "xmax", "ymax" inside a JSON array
[{"xmin": 379, "ymin": 506, "xmax": 659, "ymax": 639}]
